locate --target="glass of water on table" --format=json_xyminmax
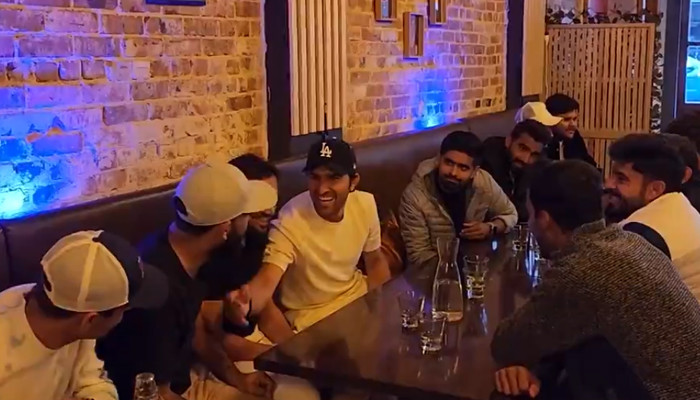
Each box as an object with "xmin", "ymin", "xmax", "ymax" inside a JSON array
[
  {"xmin": 463, "ymin": 254, "xmax": 489, "ymax": 299},
  {"xmin": 420, "ymin": 313, "xmax": 447, "ymax": 354},
  {"xmin": 512, "ymin": 223, "xmax": 529, "ymax": 251},
  {"xmin": 398, "ymin": 290, "xmax": 425, "ymax": 330}
]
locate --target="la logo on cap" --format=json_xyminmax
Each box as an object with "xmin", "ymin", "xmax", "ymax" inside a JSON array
[{"xmin": 320, "ymin": 142, "xmax": 332, "ymax": 158}]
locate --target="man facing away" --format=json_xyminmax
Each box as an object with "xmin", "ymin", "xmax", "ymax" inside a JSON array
[
  {"xmin": 603, "ymin": 133, "xmax": 700, "ymax": 299},
  {"xmin": 665, "ymin": 111, "xmax": 700, "ymax": 170},
  {"xmin": 227, "ymin": 138, "xmax": 391, "ymax": 332},
  {"xmin": 481, "ymin": 119, "xmax": 552, "ymax": 222},
  {"xmin": 97, "ymin": 162, "xmax": 307, "ymax": 400},
  {"xmin": 0, "ymin": 230, "xmax": 168, "ymax": 400},
  {"xmin": 491, "ymin": 160, "xmax": 700, "ymax": 400},
  {"xmin": 399, "ymin": 131, "xmax": 517, "ymax": 272},
  {"xmin": 544, "ymin": 94, "xmax": 598, "ymax": 167}
]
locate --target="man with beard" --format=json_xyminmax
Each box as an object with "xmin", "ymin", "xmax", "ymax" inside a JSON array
[
  {"xmin": 399, "ymin": 131, "xmax": 518, "ymax": 272},
  {"xmin": 481, "ymin": 119, "xmax": 552, "ymax": 222},
  {"xmin": 603, "ymin": 133, "xmax": 700, "ymax": 300},
  {"xmin": 491, "ymin": 160, "xmax": 700, "ymax": 400},
  {"xmin": 544, "ymin": 93, "xmax": 598, "ymax": 167},
  {"xmin": 222, "ymin": 138, "xmax": 391, "ymax": 332},
  {"xmin": 96, "ymin": 162, "xmax": 305, "ymax": 400}
]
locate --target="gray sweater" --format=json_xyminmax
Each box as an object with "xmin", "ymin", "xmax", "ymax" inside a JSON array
[
  {"xmin": 399, "ymin": 157, "xmax": 518, "ymax": 271},
  {"xmin": 491, "ymin": 220, "xmax": 700, "ymax": 400}
]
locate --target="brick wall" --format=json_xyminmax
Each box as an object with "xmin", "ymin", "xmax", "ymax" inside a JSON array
[
  {"xmin": 0, "ymin": 0, "xmax": 265, "ymax": 218},
  {"xmin": 344, "ymin": 0, "xmax": 506, "ymax": 142},
  {"xmin": 0, "ymin": 0, "xmax": 508, "ymax": 218},
  {"xmin": 547, "ymin": 0, "xmax": 638, "ymax": 12}
]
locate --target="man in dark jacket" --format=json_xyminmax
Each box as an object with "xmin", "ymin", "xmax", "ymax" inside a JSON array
[
  {"xmin": 544, "ymin": 93, "xmax": 597, "ymax": 167},
  {"xmin": 481, "ymin": 120, "xmax": 552, "ymax": 222},
  {"xmin": 659, "ymin": 133, "xmax": 700, "ymax": 212},
  {"xmin": 665, "ymin": 111, "xmax": 700, "ymax": 170}
]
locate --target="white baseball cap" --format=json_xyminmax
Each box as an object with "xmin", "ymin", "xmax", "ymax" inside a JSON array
[
  {"xmin": 174, "ymin": 161, "xmax": 278, "ymax": 226},
  {"xmin": 42, "ymin": 231, "xmax": 168, "ymax": 312},
  {"xmin": 515, "ymin": 102, "xmax": 563, "ymax": 127}
]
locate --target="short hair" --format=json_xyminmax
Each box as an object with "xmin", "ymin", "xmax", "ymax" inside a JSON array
[
  {"xmin": 229, "ymin": 153, "xmax": 279, "ymax": 181},
  {"xmin": 659, "ymin": 133, "xmax": 698, "ymax": 173},
  {"xmin": 608, "ymin": 133, "xmax": 685, "ymax": 193},
  {"xmin": 545, "ymin": 93, "xmax": 580, "ymax": 116},
  {"xmin": 510, "ymin": 120, "xmax": 552, "ymax": 145},
  {"xmin": 529, "ymin": 160, "xmax": 603, "ymax": 231},
  {"xmin": 30, "ymin": 277, "xmax": 118, "ymax": 319},
  {"xmin": 440, "ymin": 131, "xmax": 483, "ymax": 165},
  {"xmin": 665, "ymin": 112, "xmax": 700, "ymax": 152}
]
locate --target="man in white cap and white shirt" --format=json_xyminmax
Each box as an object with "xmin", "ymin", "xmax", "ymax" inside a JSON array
[
  {"xmin": 0, "ymin": 230, "xmax": 169, "ymax": 400},
  {"xmin": 97, "ymin": 161, "xmax": 319, "ymax": 400}
]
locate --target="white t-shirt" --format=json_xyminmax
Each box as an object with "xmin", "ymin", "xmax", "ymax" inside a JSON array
[
  {"xmin": 0, "ymin": 284, "xmax": 118, "ymax": 400},
  {"xmin": 264, "ymin": 190, "xmax": 381, "ymax": 313}
]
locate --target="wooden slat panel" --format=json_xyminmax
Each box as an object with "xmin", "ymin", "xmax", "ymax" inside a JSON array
[
  {"xmin": 290, "ymin": 0, "xmax": 346, "ymax": 136},
  {"xmin": 546, "ymin": 23, "xmax": 655, "ymax": 140}
]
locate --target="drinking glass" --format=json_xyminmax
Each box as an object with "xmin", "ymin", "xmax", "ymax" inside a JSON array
[
  {"xmin": 512, "ymin": 223, "xmax": 529, "ymax": 251},
  {"xmin": 133, "ymin": 372, "xmax": 158, "ymax": 400},
  {"xmin": 397, "ymin": 290, "xmax": 425, "ymax": 330},
  {"xmin": 463, "ymin": 254, "xmax": 490, "ymax": 299},
  {"xmin": 420, "ymin": 314, "xmax": 446, "ymax": 354},
  {"xmin": 533, "ymin": 258, "xmax": 551, "ymax": 287}
]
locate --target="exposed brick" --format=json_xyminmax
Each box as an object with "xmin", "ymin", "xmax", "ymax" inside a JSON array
[
  {"xmin": 149, "ymin": 99, "xmax": 190, "ymax": 120},
  {"xmin": 74, "ymin": 0, "xmax": 117, "ymax": 9},
  {"xmin": 103, "ymin": 104, "xmax": 149, "ymax": 125},
  {"xmin": 123, "ymin": 38, "xmax": 163, "ymax": 57},
  {"xmin": 184, "ymin": 18, "xmax": 218, "ymax": 36},
  {"xmin": 120, "ymin": 0, "xmax": 148, "ymax": 12},
  {"xmin": 0, "ymin": 36, "xmax": 13, "ymax": 57},
  {"xmin": 74, "ymin": 36, "xmax": 118, "ymax": 57},
  {"xmin": 46, "ymin": 11, "xmax": 98, "ymax": 33},
  {"xmin": 163, "ymin": 6, "xmax": 201, "ymax": 16},
  {"xmin": 81, "ymin": 60, "xmax": 106, "ymax": 79},
  {"xmin": 0, "ymin": 9, "xmax": 44, "ymax": 32},
  {"xmin": 131, "ymin": 60, "xmax": 150, "ymax": 80},
  {"xmin": 34, "ymin": 62, "xmax": 59, "ymax": 82},
  {"xmin": 171, "ymin": 58, "xmax": 192, "ymax": 76},
  {"xmin": 235, "ymin": 1, "xmax": 260, "ymax": 18},
  {"xmin": 97, "ymin": 169, "xmax": 127, "ymax": 192},
  {"xmin": 29, "ymin": 132, "xmax": 83, "ymax": 156},
  {"xmin": 0, "ymin": 138, "xmax": 30, "ymax": 161},
  {"xmin": 0, "ymin": 87, "xmax": 24, "ymax": 109},
  {"xmin": 6, "ymin": 61, "xmax": 29, "ymax": 83},
  {"xmin": 105, "ymin": 60, "xmax": 131, "ymax": 81},
  {"xmin": 20, "ymin": 0, "xmax": 69, "ymax": 7},
  {"xmin": 19, "ymin": 36, "xmax": 73, "ymax": 57},
  {"xmin": 164, "ymin": 38, "xmax": 201, "ymax": 56},
  {"xmin": 131, "ymin": 81, "xmax": 169, "ymax": 101},
  {"xmin": 226, "ymin": 59, "xmax": 239, "ymax": 75},
  {"xmin": 202, "ymin": 39, "xmax": 233, "ymax": 56},
  {"xmin": 192, "ymin": 58, "xmax": 207, "ymax": 76},
  {"xmin": 59, "ymin": 60, "xmax": 81, "ymax": 81},
  {"xmin": 101, "ymin": 15, "xmax": 144, "ymax": 35},
  {"xmin": 227, "ymin": 95, "xmax": 252, "ymax": 111},
  {"xmin": 83, "ymin": 82, "xmax": 130, "ymax": 103},
  {"xmin": 27, "ymin": 85, "xmax": 82, "ymax": 108},
  {"xmin": 150, "ymin": 59, "xmax": 169, "ymax": 77}
]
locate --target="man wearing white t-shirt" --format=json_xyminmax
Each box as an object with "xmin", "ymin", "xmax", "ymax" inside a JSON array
[
  {"xmin": 229, "ymin": 138, "xmax": 391, "ymax": 331},
  {"xmin": 0, "ymin": 230, "xmax": 169, "ymax": 400}
]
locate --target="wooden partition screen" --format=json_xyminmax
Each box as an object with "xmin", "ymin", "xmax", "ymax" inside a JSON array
[
  {"xmin": 544, "ymin": 23, "xmax": 656, "ymax": 175},
  {"xmin": 289, "ymin": 0, "xmax": 347, "ymax": 136}
]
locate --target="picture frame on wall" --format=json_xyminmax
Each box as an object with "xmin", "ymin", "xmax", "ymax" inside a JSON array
[
  {"xmin": 428, "ymin": 0, "xmax": 447, "ymax": 26},
  {"xmin": 374, "ymin": 0, "xmax": 397, "ymax": 22},
  {"xmin": 403, "ymin": 12, "xmax": 424, "ymax": 58}
]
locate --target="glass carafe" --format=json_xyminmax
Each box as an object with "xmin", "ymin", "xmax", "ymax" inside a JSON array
[{"xmin": 432, "ymin": 236, "xmax": 464, "ymax": 322}]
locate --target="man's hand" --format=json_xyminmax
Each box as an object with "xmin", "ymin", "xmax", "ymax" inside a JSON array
[
  {"xmin": 235, "ymin": 371, "xmax": 276, "ymax": 398},
  {"xmin": 224, "ymin": 285, "xmax": 251, "ymax": 326},
  {"xmin": 494, "ymin": 366, "xmax": 540, "ymax": 398},
  {"xmin": 461, "ymin": 222, "xmax": 491, "ymax": 240}
]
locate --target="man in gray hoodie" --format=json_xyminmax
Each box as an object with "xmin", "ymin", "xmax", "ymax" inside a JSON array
[{"xmin": 399, "ymin": 131, "xmax": 518, "ymax": 271}]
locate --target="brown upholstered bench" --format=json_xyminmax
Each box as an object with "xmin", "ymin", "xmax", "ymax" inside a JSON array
[{"xmin": 0, "ymin": 109, "xmax": 517, "ymax": 290}]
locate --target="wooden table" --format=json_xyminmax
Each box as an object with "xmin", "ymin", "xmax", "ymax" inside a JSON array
[{"xmin": 255, "ymin": 238, "xmax": 540, "ymax": 400}]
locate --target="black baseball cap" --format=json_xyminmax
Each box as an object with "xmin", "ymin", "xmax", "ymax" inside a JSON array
[{"xmin": 303, "ymin": 138, "xmax": 357, "ymax": 176}]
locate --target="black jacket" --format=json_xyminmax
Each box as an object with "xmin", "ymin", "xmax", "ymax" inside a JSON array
[
  {"xmin": 683, "ymin": 175, "xmax": 700, "ymax": 213},
  {"xmin": 481, "ymin": 136, "xmax": 529, "ymax": 222},
  {"xmin": 546, "ymin": 130, "xmax": 597, "ymax": 167}
]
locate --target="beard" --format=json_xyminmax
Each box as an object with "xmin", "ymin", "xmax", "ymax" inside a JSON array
[
  {"xmin": 602, "ymin": 188, "xmax": 646, "ymax": 223},
  {"xmin": 437, "ymin": 173, "xmax": 468, "ymax": 194}
]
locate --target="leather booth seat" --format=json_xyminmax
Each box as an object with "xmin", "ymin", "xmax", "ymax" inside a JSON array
[{"xmin": 0, "ymin": 109, "xmax": 517, "ymax": 290}]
